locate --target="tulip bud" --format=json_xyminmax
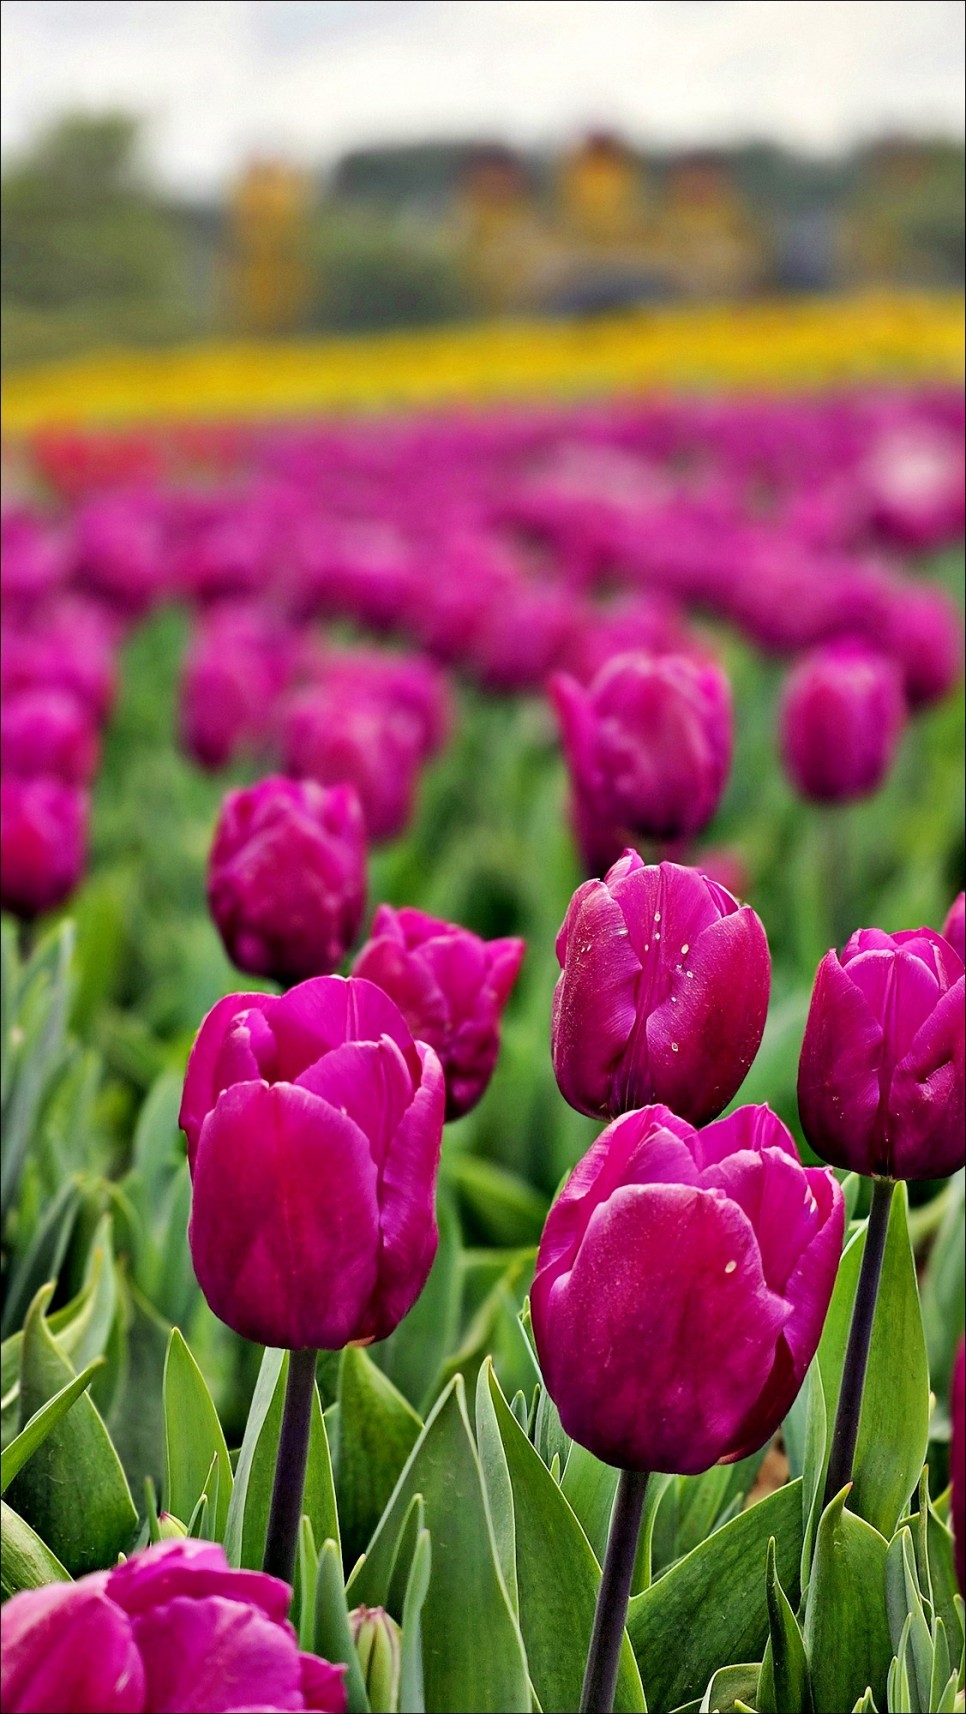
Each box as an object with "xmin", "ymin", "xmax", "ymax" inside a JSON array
[
  {"xmin": 551, "ymin": 652, "xmax": 732, "ymax": 874},
  {"xmin": 779, "ymin": 640, "xmax": 906, "ymax": 803},
  {"xmin": 207, "ymin": 776, "xmax": 367, "ymax": 985},
  {"xmin": 180, "ymin": 975, "xmax": 445, "ymax": 1349},
  {"xmin": 156, "ymin": 1512, "xmax": 188, "ymax": 1539},
  {"xmin": 352, "ymin": 906, "xmax": 524, "ymax": 1120},
  {"xmin": 798, "ymin": 927, "xmax": 965, "ymax": 1180},
  {"xmin": 531, "ymin": 1103, "xmax": 844, "ymax": 1473},
  {"xmin": 350, "ymin": 1607, "xmax": 402, "ymax": 1713},
  {"xmin": 943, "ymin": 892, "xmax": 965, "ymax": 964},
  {"xmin": 552, "ymin": 853, "xmax": 770, "ymax": 1125},
  {"xmin": 0, "ymin": 777, "xmax": 88, "ymax": 919},
  {"xmin": 1, "ymin": 688, "xmax": 100, "ymax": 786}
]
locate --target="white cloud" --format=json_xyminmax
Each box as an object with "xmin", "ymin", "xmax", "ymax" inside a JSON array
[{"xmin": 2, "ymin": 0, "xmax": 963, "ymax": 195}]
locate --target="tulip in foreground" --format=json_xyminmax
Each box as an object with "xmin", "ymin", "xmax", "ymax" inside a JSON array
[
  {"xmin": 353, "ymin": 905, "xmax": 524, "ymax": 1119},
  {"xmin": 0, "ymin": 1539, "xmax": 346, "ymax": 1713},
  {"xmin": 551, "ymin": 651, "xmax": 732, "ymax": 874},
  {"xmin": 779, "ymin": 639, "xmax": 906, "ymax": 804},
  {"xmin": 207, "ymin": 776, "xmax": 367, "ymax": 984},
  {"xmin": 552, "ymin": 853, "xmax": 770, "ymax": 1125},
  {"xmin": 798, "ymin": 926, "xmax": 965, "ymax": 1182},
  {"xmin": 531, "ymin": 1102, "xmax": 843, "ymax": 1713}
]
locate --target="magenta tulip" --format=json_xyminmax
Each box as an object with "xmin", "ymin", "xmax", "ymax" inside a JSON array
[
  {"xmin": 0, "ymin": 777, "xmax": 88, "ymax": 919},
  {"xmin": 0, "ymin": 1539, "xmax": 347, "ymax": 1713},
  {"xmin": 352, "ymin": 905, "xmax": 524, "ymax": 1119},
  {"xmin": 180, "ymin": 975, "xmax": 445, "ymax": 1349},
  {"xmin": 943, "ymin": 892, "xmax": 965, "ymax": 965},
  {"xmin": 1, "ymin": 688, "xmax": 100, "ymax": 786},
  {"xmin": 281, "ymin": 688, "xmax": 424, "ymax": 844},
  {"xmin": 551, "ymin": 652, "xmax": 732, "ymax": 873},
  {"xmin": 798, "ymin": 927, "xmax": 965, "ymax": 1180},
  {"xmin": 207, "ymin": 777, "xmax": 366, "ymax": 984},
  {"xmin": 779, "ymin": 640, "xmax": 906, "ymax": 803},
  {"xmin": 531, "ymin": 1103, "xmax": 844, "ymax": 1473},
  {"xmin": 552, "ymin": 853, "xmax": 770, "ymax": 1125}
]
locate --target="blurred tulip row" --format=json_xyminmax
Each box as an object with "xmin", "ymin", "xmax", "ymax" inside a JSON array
[{"xmin": 0, "ymin": 380, "xmax": 963, "ymax": 1714}]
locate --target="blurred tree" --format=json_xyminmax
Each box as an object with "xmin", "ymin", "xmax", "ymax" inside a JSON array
[
  {"xmin": 1, "ymin": 113, "xmax": 201, "ymax": 367},
  {"xmin": 310, "ymin": 206, "xmax": 469, "ymax": 331}
]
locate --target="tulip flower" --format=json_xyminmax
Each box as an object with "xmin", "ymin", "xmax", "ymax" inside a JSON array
[
  {"xmin": 281, "ymin": 687, "xmax": 425, "ymax": 844},
  {"xmin": 0, "ymin": 1539, "xmax": 347, "ymax": 1713},
  {"xmin": 1, "ymin": 688, "xmax": 100, "ymax": 786},
  {"xmin": 552, "ymin": 853, "xmax": 770, "ymax": 1126},
  {"xmin": 532, "ymin": 1102, "xmax": 843, "ymax": 1714},
  {"xmin": 953, "ymin": 1340, "xmax": 965, "ymax": 1597},
  {"xmin": 779, "ymin": 640, "xmax": 907, "ymax": 803},
  {"xmin": 181, "ymin": 974, "xmax": 445, "ymax": 1350},
  {"xmin": 207, "ymin": 776, "xmax": 367, "ymax": 984},
  {"xmin": 353, "ymin": 905, "xmax": 524, "ymax": 1119},
  {"xmin": 798, "ymin": 926, "xmax": 965, "ymax": 1182},
  {"xmin": 0, "ymin": 777, "xmax": 88, "ymax": 919},
  {"xmin": 551, "ymin": 652, "xmax": 732, "ymax": 874},
  {"xmin": 943, "ymin": 892, "xmax": 965, "ymax": 964}
]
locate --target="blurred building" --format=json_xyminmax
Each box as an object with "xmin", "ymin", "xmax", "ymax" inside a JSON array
[
  {"xmin": 225, "ymin": 159, "xmax": 313, "ymax": 335},
  {"xmin": 840, "ymin": 138, "xmax": 966, "ymax": 288},
  {"xmin": 655, "ymin": 152, "xmax": 767, "ymax": 298}
]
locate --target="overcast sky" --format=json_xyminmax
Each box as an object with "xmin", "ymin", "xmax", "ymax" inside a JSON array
[{"xmin": 2, "ymin": 0, "xmax": 964, "ymax": 195}]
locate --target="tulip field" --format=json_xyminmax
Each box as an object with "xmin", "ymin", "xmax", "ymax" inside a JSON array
[{"xmin": 1, "ymin": 370, "xmax": 965, "ymax": 1714}]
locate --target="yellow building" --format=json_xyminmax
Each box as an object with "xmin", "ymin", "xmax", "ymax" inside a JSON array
[
  {"xmin": 654, "ymin": 153, "xmax": 767, "ymax": 300},
  {"xmin": 226, "ymin": 160, "xmax": 313, "ymax": 335}
]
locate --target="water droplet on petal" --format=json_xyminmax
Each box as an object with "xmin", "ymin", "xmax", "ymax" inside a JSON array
[{"xmin": 724, "ymin": 1260, "xmax": 737, "ymax": 1274}]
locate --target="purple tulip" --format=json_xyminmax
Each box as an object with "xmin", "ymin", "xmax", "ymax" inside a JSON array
[
  {"xmin": 779, "ymin": 640, "xmax": 907, "ymax": 804},
  {"xmin": 281, "ymin": 687, "xmax": 425, "ymax": 844},
  {"xmin": 1, "ymin": 602, "xmax": 117, "ymax": 725},
  {"xmin": 0, "ymin": 777, "xmax": 88, "ymax": 919},
  {"xmin": 552, "ymin": 853, "xmax": 770, "ymax": 1125},
  {"xmin": 531, "ymin": 1103, "xmax": 844, "ymax": 1473},
  {"xmin": 943, "ymin": 892, "xmax": 965, "ymax": 965},
  {"xmin": 180, "ymin": 975, "xmax": 445, "ymax": 1349},
  {"xmin": 180, "ymin": 611, "xmax": 293, "ymax": 772},
  {"xmin": 352, "ymin": 905, "xmax": 524, "ymax": 1119},
  {"xmin": 551, "ymin": 652, "xmax": 732, "ymax": 874},
  {"xmin": 953, "ymin": 1340, "xmax": 965, "ymax": 1597},
  {"xmin": 0, "ymin": 1539, "xmax": 347, "ymax": 1712},
  {"xmin": 1, "ymin": 688, "xmax": 100, "ymax": 786},
  {"xmin": 798, "ymin": 927, "xmax": 965, "ymax": 1180},
  {"xmin": 207, "ymin": 777, "xmax": 366, "ymax": 984}
]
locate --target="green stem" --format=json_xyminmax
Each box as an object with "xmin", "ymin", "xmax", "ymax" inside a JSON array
[
  {"xmin": 824, "ymin": 1177, "xmax": 895, "ymax": 1508},
  {"xmin": 580, "ymin": 1468, "xmax": 649, "ymax": 1714},
  {"xmin": 263, "ymin": 1348, "xmax": 317, "ymax": 1586}
]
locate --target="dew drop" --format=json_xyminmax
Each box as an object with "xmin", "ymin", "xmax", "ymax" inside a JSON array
[
  {"xmin": 681, "ymin": 943, "xmax": 689, "ymax": 955},
  {"xmin": 670, "ymin": 1042, "xmax": 679, "ymax": 1053},
  {"xmin": 654, "ymin": 911, "xmax": 661, "ymax": 922},
  {"xmin": 724, "ymin": 1260, "xmax": 737, "ymax": 1275}
]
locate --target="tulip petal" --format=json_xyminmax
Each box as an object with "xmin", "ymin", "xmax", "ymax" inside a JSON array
[
  {"xmin": 551, "ymin": 881, "xmax": 641, "ymax": 1117},
  {"xmin": 271, "ymin": 976, "xmax": 421, "ymax": 1085},
  {"xmin": 0, "ymin": 1582, "xmax": 144, "ymax": 1714},
  {"xmin": 179, "ymin": 991, "xmax": 276, "ymax": 1162},
  {"xmin": 359, "ymin": 1041, "xmax": 446, "ymax": 1342},
  {"xmin": 295, "ymin": 1036, "xmax": 413, "ymax": 1171},
  {"xmin": 132, "ymin": 1594, "xmax": 303, "ymax": 1712},
  {"xmin": 889, "ymin": 976, "xmax": 966, "ymax": 1179},
  {"xmin": 539, "ymin": 1181, "xmax": 790, "ymax": 1474},
  {"xmin": 844, "ymin": 946, "xmax": 941, "ymax": 1066},
  {"xmin": 352, "ymin": 934, "xmax": 449, "ymax": 1041},
  {"xmin": 486, "ymin": 936, "xmax": 526, "ymax": 1006},
  {"xmin": 299, "ymin": 1655, "xmax": 349, "ymax": 1712},
  {"xmin": 107, "ymin": 1540, "xmax": 290, "ymax": 1624},
  {"xmin": 798, "ymin": 949, "xmax": 885, "ymax": 1172},
  {"xmin": 189, "ymin": 1081, "xmax": 380, "ymax": 1349}
]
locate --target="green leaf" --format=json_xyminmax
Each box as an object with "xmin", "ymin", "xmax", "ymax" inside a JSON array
[
  {"xmin": 480, "ymin": 1360, "xmax": 645, "ymax": 1713},
  {"xmin": 474, "ymin": 1362, "xmax": 518, "ymax": 1614},
  {"xmin": 163, "ymin": 1328, "xmax": 233, "ymax": 1541},
  {"xmin": 445, "ymin": 1154, "xmax": 549, "ymax": 1247},
  {"xmin": 1, "ymin": 922, "xmax": 74, "ymax": 1229},
  {"xmin": 1, "ymin": 1356, "xmax": 103, "ymax": 1495},
  {"xmin": 104, "ymin": 1279, "xmax": 170, "ymax": 1497},
  {"xmin": 803, "ymin": 1488, "xmax": 892, "ymax": 1714},
  {"xmin": 559, "ymin": 1439, "xmax": 619, "ymax": 1567},
  {"xmin": 6, "ymin": 1286, "xmax": 137, "ymax": 1575},
  {"xmin": 699, "ymin": 1663, "xmax": 761, "ymax": 1713},
  {"xmin": 376, "ymin": 1193, "xmax": 461, "ymax": 1412},
  {"xmin": 297, "ymin": 1516, "xmax": 320, "ymax": 1651},
  {"xmin": 920, "ymin": 1172, "xmax": 965, "ymax": 1423},
  {"xmin": 626, "ymin": 1478, "xmax": 804, "ymax": 1712},
  {"xmin": 757, "ymin": 1536, "xmax": 812, "ymax": 1714},
  {"xmin": 223, "ymin": 1348, "xmax": 338, "ymax": 1571},
  {"xmin": 924, "ymin": 1502, "xmax": 964, "ymax": 1664},
  {"xmin": 315, "ymin": 1537, "xmax": 371, "ymax": 1714},
  {"xmin": 347, "ymin": 1375, "xmax": 531, "ymax": 1713},
  {"xmin": 816, "ymin": 1185, "xmax": 929, "ymax": 1539},
  {"xmin": 335, "ymin": 1345, "xmax": 421, "ymax": 1571},
  {"xmin": 399, "ymin": 1526, "xmax": 432, "ymax": 1714},
  {"xmin": 885, "ymin": 1528, "xmax": 934, "ymax": 1714},
  {"xmin": 1, "ymin": 1175, "xmax": 84, "ymax": 1339},
  {"xmin": 0, "ymin": 1500, "xmax": 70, "ymax": 1598}
]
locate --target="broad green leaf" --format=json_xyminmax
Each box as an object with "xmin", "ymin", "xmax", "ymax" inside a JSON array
[
  {"xmin": 626, "ymin": 1479, "xmax": 804, "ymax": 1712},
  {"xmin": 0, "ymin": 1500, "xmax": 70, "ymax": 1598},
  {"xmin": 474, "ymin": 1360, "xmax": 518, "ymax": 1613},
  {"xmin": 104, "ymin": 1279, "xmax": 170, "ymax": 1496},
  {"xmin": 315, "ymin": 1537, "xmax": 371, "ymax": 1714},
  {"xmin": 376, "ymin": 1193, "xmax": 461, "ymax": 1412},
  {"xmin": 1, "ymin": 1357, "xmax": 103, "ymax": 1495},
  {"xmin": 385, "ymin": 1493, "xmax": 426, "ymax": 1618},
  {"xmin": 816, "ymin": 1185, "xmax": 929, "ymax": 1539},
  {"xmin": 336, "ymin": 1345, "xmax": 421, "ymax": 1571},
  {"xmin": 482, "ymin": 1361, "xmax": 645, "ymax": 1713},
  {"xmin": 757, "ymin": 1536, "xmax": 812, "ymax": 1714},
  {"xmin": 7, "ymin": 1286, "xmax": 137, "ymax": 1575},
  {"xmin": 163, "ymin": 1328, "xmax": 233, "ymax": 1541},
  {"xmin": 347, "ymin": 1376, "xmax": 531, "ymax": 1713},
  {"xmin": 399, "ymin": 1527, "xmax": 432, "ymax": 1714},
  {"xmin": 223, "ymin": 1348, "xmax": 338, "ymax": 1571},
  {"xmin": 804, "ymin": 1488, "xmax": 892, "ymax": 1714},
  {"xmin": 559, "ymin": 1439, "xmax": 619, "ymax": 1566}
]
